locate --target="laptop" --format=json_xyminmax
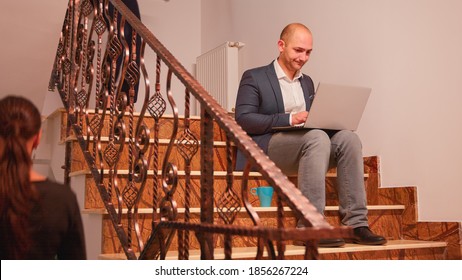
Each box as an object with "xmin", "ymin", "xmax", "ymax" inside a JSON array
[{"xmin": 273, "ymin": 83, "xmax": 371, "ymax": 131}]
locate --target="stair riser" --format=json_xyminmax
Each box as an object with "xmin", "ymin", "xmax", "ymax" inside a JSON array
[
  {"xmin": 70, "ymin": 140, "xmax": 231, "ymax": 172},
  {"xmin": 101, "ymin": 212, "xmax": 291, "ymax": 254},
  {"xmin": 326, "ymin": 209, "xmax": 404, "ymax": 241},
  {"xmin": 79, "ymin": 174, "xmax": 380, "ymax": 211},
  {"xmin": 62, "ymin": 112, "xmax": 227, "ymax": 142},
  {"xmin": 283, "ymin": 175, "xmax": 381, "ymax": 207},
  {"xmin": 81, "ymin": 174, "xmax": 271, "ymax": 209}
]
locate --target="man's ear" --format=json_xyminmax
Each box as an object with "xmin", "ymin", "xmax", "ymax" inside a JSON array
[{"xmin": 277, "ymin": 39, "xmax": 285, "ymax": 52}]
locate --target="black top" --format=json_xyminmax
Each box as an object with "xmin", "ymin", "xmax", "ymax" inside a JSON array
[{"xmin": 26, "ymin": 180, "xmax": 86, "ymax": 259}]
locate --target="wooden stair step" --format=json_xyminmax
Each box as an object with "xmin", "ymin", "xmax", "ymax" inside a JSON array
[
  {"xmin": 70, "ymin": 168, "xmax": 356, "ymax": 178},
  {"xmin": 82, "ymin": 205, "xmax": 405, "ymax": 215},
  {"xmin": 98, "ymin": 240, "xmax": 447, "ymax": 260},
  {"xmin": 67, "ymin": 136, "xmax": 228, "ymax": 145},
  {"xmin": 317, "ymin": 240, "xmax": 446, "ymax": 254}
]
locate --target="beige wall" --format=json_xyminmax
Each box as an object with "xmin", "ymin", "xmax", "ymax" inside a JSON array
[
  {"xmin": 0, "ymin": 0, "xmax": 67, "ymax": 109},
  {"xmin": 135, "ymin": 0, "xmax": 201, "ymax": 114},
  {"xmin": 0, "ymin": 0, "xmax": 202, "ymax": 113},
  {"xmin": 203, "ymin": 0, "xmax": 462, "ymax": 221}
]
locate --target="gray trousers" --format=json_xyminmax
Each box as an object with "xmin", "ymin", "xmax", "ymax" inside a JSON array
[{"xmin": 268, "ymin": 129, "xmax": 368, "ymax": 228}]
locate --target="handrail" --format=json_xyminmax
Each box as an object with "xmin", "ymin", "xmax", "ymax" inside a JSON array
[{"xmin": 49, "ymin": 0, "xmax": 349, "ymax": 260}]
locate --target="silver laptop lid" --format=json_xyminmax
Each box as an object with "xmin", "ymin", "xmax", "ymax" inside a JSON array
[{"xmin": 304, "ymin": 83, "xmax": 371, "ymax": 131}]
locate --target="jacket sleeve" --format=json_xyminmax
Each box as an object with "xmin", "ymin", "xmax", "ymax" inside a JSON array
[{"xmin": 235, "ymin": 69, "xmax": 290, "ymax": 135}]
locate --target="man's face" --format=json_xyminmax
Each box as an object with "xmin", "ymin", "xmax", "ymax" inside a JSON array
[{"xmin": 278, "ymin": 29, "xmax": 313, "ymax": 76}]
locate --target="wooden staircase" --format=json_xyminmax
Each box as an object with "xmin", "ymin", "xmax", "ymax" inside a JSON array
[
  {"xmin": 45, "ymin": 0, "xmax": 461, "ymax": 261},
  {"xmin": 45, "ymin": 109, "xmax": 461, "ymax": 260}
]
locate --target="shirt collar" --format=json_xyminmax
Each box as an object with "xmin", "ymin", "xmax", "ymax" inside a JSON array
[{"xmin": 274, "ymin": 59, "xmax": 302, "ymax": 81}]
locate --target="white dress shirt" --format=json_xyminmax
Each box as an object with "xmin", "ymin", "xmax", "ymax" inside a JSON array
[{"xmin": 273, "ymin": 60, "xmax": 306, "ymax": 126}]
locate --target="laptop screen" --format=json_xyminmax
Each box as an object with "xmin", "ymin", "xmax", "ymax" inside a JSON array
[
  {"xmin": 272, "ymin": 83, "xmax": 371, "ymax": 131},
  {"xmin": 303, "ymin": 83, "xmax": 371, "ymax": 131}
]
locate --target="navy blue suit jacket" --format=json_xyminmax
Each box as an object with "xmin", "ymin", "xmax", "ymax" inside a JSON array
[{"xmin": 235, "ymin": 62, "xmax": 315, "ymax": 170}]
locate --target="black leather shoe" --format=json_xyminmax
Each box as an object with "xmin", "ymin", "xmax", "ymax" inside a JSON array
[
  {"xmin": 318, "ymin": 238, "xmax": 345, "ymax": 247},
  {"xmin": 346, "ymin": 227, "xmax": 387, "ymax": 245},
  {"xmin": 294, "ymin": 238, "xmax": 345, "ymax": 248}
]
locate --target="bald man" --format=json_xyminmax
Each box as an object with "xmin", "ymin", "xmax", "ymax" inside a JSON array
[{"xmin": 235, "ymin": 23, "xmax": 386, "ymax": 247}]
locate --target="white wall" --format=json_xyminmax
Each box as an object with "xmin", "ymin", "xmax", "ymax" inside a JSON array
[
  {"xmin": 201, "ymin": 0, "xmax": 233, "ymax": 52},
  {"xmin": 202, "ymin": 0, "xmax": 462, "ymax": 222},
  {"xmin": 0, "ymin": 0, "xmax": 202, "ymax": 114},
  {"xmin": 136, "ymin": 0, "xmax": 201, "ymax": 114},
  {"xmin": 0, "ymin": 0, "xmax": 67, "ymax": 109}
]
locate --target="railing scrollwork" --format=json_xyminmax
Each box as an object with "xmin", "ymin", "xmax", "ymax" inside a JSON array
[{"xmin": 49, "ymin": 0, "xmax": 352, "ymax": 260}]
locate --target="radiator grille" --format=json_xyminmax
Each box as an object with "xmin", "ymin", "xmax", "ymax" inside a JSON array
[{"xmin": 196, "ymin": 42, "xmax": 244, "ymax": 113}]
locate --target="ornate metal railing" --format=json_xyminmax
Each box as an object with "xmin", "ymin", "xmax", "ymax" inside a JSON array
[{"xmin": 49, "ymin": 0, "xmax": 351, "ymax": 260}]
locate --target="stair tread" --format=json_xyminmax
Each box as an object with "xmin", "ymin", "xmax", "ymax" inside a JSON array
[
  {"xmin": 98, "ymin": 240, "xmax": 447, "ymax": 260},
  {"xmin": 49, "ymin": 108, "xmax": 199, "ymax": 119},
  {"xmin": 83, "ymin": 204, "xmax": 405, "ymax": 215},
  {"xmin": 66, "ymin": 135, "xmax": 228, "ymax": 146}
]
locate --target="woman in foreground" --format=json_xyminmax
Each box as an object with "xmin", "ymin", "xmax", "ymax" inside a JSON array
[{"xmin": 0, "ymin": 95, "xmax": 86, "ymax": 259}]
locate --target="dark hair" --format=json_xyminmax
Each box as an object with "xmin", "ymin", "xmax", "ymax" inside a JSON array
[{"xmin": 0, "ymin": 95, "xmax": 42, "ymax": 259}]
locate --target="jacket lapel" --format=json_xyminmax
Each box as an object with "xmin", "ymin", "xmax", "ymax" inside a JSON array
[
  {"xmin": 265, "ymin": 63, "xmax": 285, "ymax": 113},
  {"xmin": 300, "ymin": 75, "xmax": 314, "ymax": 111}
]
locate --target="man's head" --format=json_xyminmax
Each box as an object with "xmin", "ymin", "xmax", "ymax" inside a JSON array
[{"xmin": 277, "ymin": 23, "xmax": 313, "ymax": 79}]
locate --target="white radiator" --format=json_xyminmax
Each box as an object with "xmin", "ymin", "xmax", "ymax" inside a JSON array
[{"xmin": 196, "ymin": 41, "xmax": 244, "ymax": 113}]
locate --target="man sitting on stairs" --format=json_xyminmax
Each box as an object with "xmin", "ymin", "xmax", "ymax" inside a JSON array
[{"xmin": 234, "ymin": 23, "xmax": 386, "ymax": 247}]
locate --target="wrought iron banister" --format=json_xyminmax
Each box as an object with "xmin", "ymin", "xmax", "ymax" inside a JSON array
[{"xmin": 49, "ymin": 0, "xmax": 351, "ymax": 260}]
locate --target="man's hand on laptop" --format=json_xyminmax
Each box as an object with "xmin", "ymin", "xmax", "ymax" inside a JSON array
[{"xmin": 291, "ymin": 111, "xmax": 309, "ymax": 127}]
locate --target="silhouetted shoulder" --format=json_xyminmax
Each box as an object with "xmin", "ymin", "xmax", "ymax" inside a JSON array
[{"xmin": 29, "ymin": 179, "xmax": 86, "ymax": 259}]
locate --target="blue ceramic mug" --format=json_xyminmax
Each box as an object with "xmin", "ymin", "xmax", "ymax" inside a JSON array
[{"xmin": 250, "ymin": 186, "xmax": 274, "ymax": 207}]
